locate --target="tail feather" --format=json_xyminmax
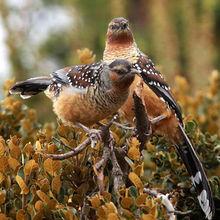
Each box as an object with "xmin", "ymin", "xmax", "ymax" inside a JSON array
[
  {"xmin": 9, "ymin": 77, "xmax": 51, "ymax": 99},
  {"xmin": 176, "ymin": 124, "xmax": 215, "ymax": 220}
]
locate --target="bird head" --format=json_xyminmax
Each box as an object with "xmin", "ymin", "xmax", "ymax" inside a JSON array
[
  {"xmin": 106, "ymin": 17, "xmax": 134, "ymax": 45},
  {"xmin": 107, "ymin": 59, "xmax": 137, "ymax": 90}
]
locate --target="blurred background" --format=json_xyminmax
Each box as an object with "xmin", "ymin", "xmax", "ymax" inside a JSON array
[{"xmin": 0, "ymin": 0, "xmax": 220, "ymax": 122}]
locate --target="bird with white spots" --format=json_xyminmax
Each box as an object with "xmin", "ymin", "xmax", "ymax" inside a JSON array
[
  {"xmin": 9, "ymin": 59, "xmax": 137, "ymax": 126},
  {"xmin": 103, "ymin": 17, "xmax": 215, "ymax": 219}
]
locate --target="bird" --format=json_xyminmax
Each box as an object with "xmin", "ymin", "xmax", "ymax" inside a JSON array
[
  {"xmin": 9, "ymin": 59, "xmax": 137, "ymax": 126},
  {"xmin": 103, "ymin": 17, "xmax": 214, "ymax": 219}
]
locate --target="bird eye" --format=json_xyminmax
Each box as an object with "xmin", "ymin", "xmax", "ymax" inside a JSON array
[
  {"xmin": 110, "ymin": 24, "xmax": 118, "ymax": 30},
  {"xmin": 116, "ymin": 69, "xmax": 126, "ymax": 75}
]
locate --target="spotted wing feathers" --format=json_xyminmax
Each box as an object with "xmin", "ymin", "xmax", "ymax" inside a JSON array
[
  {"xmin": 49, "ymin": 62, "xmax": 103, "ymax": 96},
  {"xmin": 135, "ymin": 54, "xmax": 183, "ymax": 124}
]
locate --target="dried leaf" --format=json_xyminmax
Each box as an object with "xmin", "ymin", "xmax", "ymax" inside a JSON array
[
  {"xmin": 141, "ymin": 214, "xmax": 156, "ymax": 220},
  {"xmin": 35, "ymin": 200, "xmax": 44, "ymax": 211},
  {"xmin": 23, "ymin": 143, "xmax": 35, "ymax": 157},
  {"xmin": 35, "ymin": 141, "xmax": 42, "ymax": 151},
  {"xmin": 16, "ymin": 209, "xmax": 27, "ymax": 220},
  {"xmin": 0, "ymin": 213, "xmax": 7, "ymax": 220},
  {"xmin": 8, "ymin": 136, "xmax": 21, "ymax": 159},
  {"xmin": 90, "ymin": 195, "xmax": 101, "ymax": 208},
  {"xmin": 8, "ymin": 156, "xmax": 20, "ymax": 171},
  {"xmin": 128, "ymin": 146, "xmax": 140, "ymax": 161},
  {"xmin": 0, "ymin": 172, "xmax": 5, "ymax": 184},
  {"xmin": 121, "ymin": 197, "xmax": 133, "ymax": 209},
  {"xmin": 52, "ymin": 175, "xmax": 61, "ymax": 194},
  {"xmin": 128, "ymin": 172, "xmax": 143, "ymax": 189},
  {"xmin": 107, "ymin": 213, "xmax": 119, "ymax": 220},
  {"xmin": 24, "ymin": 159, "xmax": 39, "ymax": 176},
  {"xmin": 135, "ymin": 194, "xmax": 147, "ymax": 206},
  {"xmin": 0, "ymin": 141, "xmax": 5, "ymax": 156},
  {"xmin": 16, "ymin": 175, "xmax": 29, "ymax": 195},
  {"xmin": 0, "ymin": 190, "xmax": 6, "ymax": 205},
  {"xmin": 36, "ymin": 190, "xmax": 50, "ymax": 204},
  {"xmin": 0, "ymin": 156, "xmax": 9, "ymax": 172},
  {"xmin": 43, "ymin": 158, "xmax": 62, "ymax": 176},
  {"xmin": 77, "ymin": 48, "xmax": 96, "ymax": 64}
]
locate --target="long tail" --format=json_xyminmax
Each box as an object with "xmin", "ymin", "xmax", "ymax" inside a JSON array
[
  {"xmin": 9, "ymin": 77, "xmax": 52, "ymax": 99},
  {"xmin": 175, "ymin": 124, "xmax": 214, "ymax": 219}
]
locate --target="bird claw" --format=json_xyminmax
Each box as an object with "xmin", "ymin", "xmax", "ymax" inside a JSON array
[{"xmin": 88, "ymin": 129, "xmax": 102, "ymax": 148}]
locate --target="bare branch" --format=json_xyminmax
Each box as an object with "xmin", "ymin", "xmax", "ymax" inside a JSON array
[{"xmin": 45, "ymin": 138, "xmax": 91, "ymax": 160}]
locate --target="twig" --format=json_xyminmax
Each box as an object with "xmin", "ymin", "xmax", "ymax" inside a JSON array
[
  {"xmin": 133, "ymin": 90, "xmax": 151, "ymax": 151},
  {"xmin": 111, "ymin": 147, "xmax": 124, "ymax": 194},
  {"xmin": 52, "ymin": 136, "xmax": 73, "ymax": 150},
  {"xmin": 144, "ymin": 188, "xmax": 176, "ymax": 220},
  {"xmin": 113, "ymin": 122, "xmax": 134, "ymax": 130},
  {"xmin": 44, "ymin": 138, "xmax": 91, "ymax": 160}
]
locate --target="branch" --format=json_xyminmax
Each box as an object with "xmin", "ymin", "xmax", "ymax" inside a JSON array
[
  {"xmin": 44, "ymin": 138, "xmax": 91, "ymax": 160},
  {"xmin": 133, "ymin": 90, "xmax": 151, "ymax": 151}
]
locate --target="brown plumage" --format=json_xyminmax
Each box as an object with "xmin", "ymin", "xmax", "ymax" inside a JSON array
[
  {"xmin": 103, "ymin": 17, "xmax": 214, "ymax": 219},
  {"xmin": 9, "ymin": 59, "xmax": 137, "ymax": 126}
]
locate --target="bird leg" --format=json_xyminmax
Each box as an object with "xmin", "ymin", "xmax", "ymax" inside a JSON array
[{"xmin": 76, "ymin": 123, "xmax": 102, "ymax": 148}]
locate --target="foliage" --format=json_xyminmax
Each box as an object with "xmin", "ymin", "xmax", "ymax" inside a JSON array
[{"xmin": 0, "ymin": 50, "xmax": 219, "ymax": 220}]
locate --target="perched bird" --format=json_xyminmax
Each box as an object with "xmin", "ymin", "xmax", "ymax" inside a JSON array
[
  {"xmin": 103, "ymin": 17, "xmax": 214, "ymax": 219},
  {"xmin": 9, "ymin": 59, "xmax": 137, "ymax": 126}
]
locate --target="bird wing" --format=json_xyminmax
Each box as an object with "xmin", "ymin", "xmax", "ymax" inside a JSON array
[
  {"xmin": 135, "ymin": 53, "xmax": 183, "ymax": 124},
  {"xmin": 50, "ymin": 62, "xmax": 103, "ymax": 96}
]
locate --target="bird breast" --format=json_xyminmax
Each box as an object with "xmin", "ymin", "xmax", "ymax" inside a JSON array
[{"xmin": 53, "ymin": 85, "xmax": 129, "ymax": 126}]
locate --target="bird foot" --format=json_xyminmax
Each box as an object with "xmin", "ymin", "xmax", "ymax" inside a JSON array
[
  {"xmin": 76, "ymin": 123, "xmax": 102, "ymax": 148},
  {"xmin": 89, "ymin": 129, "xmax": 102, "ymax": 148}
]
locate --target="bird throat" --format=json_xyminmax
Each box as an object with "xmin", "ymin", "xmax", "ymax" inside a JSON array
[{"xmin": 103, "ymin": 36, "xmax": 139, "ymax": 64}]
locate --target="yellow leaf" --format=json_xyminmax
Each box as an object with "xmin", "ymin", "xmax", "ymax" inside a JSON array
[
  {"xmin": 0, "ymin": 141, "xmax": 5, "ymax": 156},
  {"xmin": 77, "ymin": 48, "xmax": 96, "ymax": 64},
  {"xmin": 8, "ymin": 156, "xmax": 20, "ymax": 171},
  {"xmin": 0, "ymin": 156, "xmax": 8, "ymax": 172},
  {"xmin": 107, "ymin": 213, "xmax": 119, "ymax": 220},
  {"xmin": 16, "ymin": 209, "xmax": 27, "ymax": 220},
  {"xmin": 133, "ymin": 163, "xmax": 144, "ymax": 176},
  {"xmin": 130, "ymin": 137, "xmax": 140, "ymax": 148},
  {"xmin": 52, "ymin": 175, "xmax": 61, "ymax": 194},
  {"xmin": 121, "ymin": 197, "xmax": 133, "ymax": 209},
  {"xmin": 136, "ymin": 194, "xmax": 147, "ymax": 206},
  {"xmin": 23, "ymin": 143, "xmax": 35, "ymax": 157},
  {"xmin": 128, "ymin": 146, "xmax": 140, "ymax": 161},
  {"xmin": 36, "ymin": 190, "xmax": 50, "ymax": 204},
  {"xmin": 128, "ymin": 172, "xmax": 143, "ymax": 189},
  {"xmin": 8, "ymin": 136, "xmax": 21, "ymax": 159},
  {"xmin": 89, "ymin": 195, "xmax": 101, "ymax": 208},
  {"xmin": 0, "ymin": 189, "xmax": 6, "ymax": 205},
  {"xmin": 102, "ymin": 191, "xmax": 111, "ymax": 202},
  {"xmin": 16, "ymin": 175, "xmax": 29, "ymax": 195},
  {"xmin": 104, "ymin": 202, "xmax": 118, "ymax": 214},
  {"xmin": 64, "ymin": 209, "xmax": 77, "ymax": 220},
  {"xmin": 35, "ymin": 200, "xmax": 44, "ymax": 211},
  {"xmin": 141, "ymin": 214, "xmax": 156, "ymax": 220},
  {"xmin": 44, "ymin": 158, "xmax": 62, "ymax": 176},
  {"xmin": 35, "ymin": 141, "xmax": 42, "ymax": 151},
  {"xmin": 0, "ymin": 213, "xmax": 7, "ymax": 220},
  {"xmin": 24, "ymin": 159, "xmax": 39, "ymax": 176},
  {"xmin": 47, "ymin": 199, "xmax": 57, "ymax": 210},
  {"xmin": 0, "ymin": 172, "xmax": 5, "ymax": 184}
]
